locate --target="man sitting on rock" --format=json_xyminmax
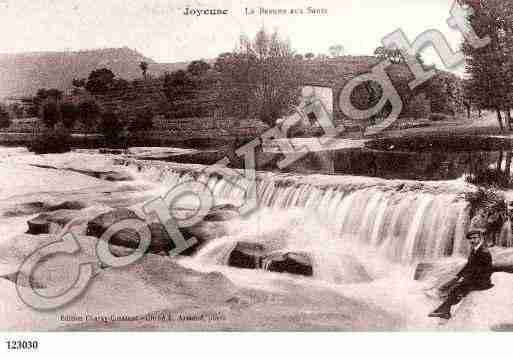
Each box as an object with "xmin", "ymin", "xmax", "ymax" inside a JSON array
[{"xmin": 429, "ymin": 228, "xmax": 494, "ymax": 320}]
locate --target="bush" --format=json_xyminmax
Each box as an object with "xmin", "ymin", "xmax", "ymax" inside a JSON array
[
  {"xmin": 129, "ymin": 107, "xmax": 154, "ymax": 132},
  {"xmin": 85, "ymin": 68, "xmax": 116, "ymax": 94},
  {"xmin": 42, "ymin": 103, "xmax": 61, "ymax": 128},
  {"xmin": 29, "ymin": 127, "xmax": 71, "ymax": 154},
  {"xmin": 187, "ymin": 60, "xmax": 210, "ymax": 77},
  {"xmin": 78, "ymin": 101, "xmax": 101, "ymax": 129},
  {"xmin": 0, "ymin": 106, "xmax": 11, "ymax": 129},
  {"xmin": 163, "ymin": 70, "xmax": 195, "ymax": 100},
  {"xmin": 60, "ymin": 102, "xmax": 79, "ymax": 129},
  {"xmin": 465, "ymin": 187, "xmax": 506, "ymax": 218},
  {"xmin": 98, "ymin": 112, "xmax": 128, "ymax": 148}
]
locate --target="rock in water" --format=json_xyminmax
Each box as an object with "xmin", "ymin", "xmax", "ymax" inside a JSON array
[
  {"xmin": 414, "ymin": 263, "xmax": 436, "ymax": 281},
  {"xmin": 228, "ymin": 242, "xmax": 266, "ymax": 269},
  {"xmin": 226, "ymin": 242, "xmax": 313, "ymax": 277},
  {"xmin": 263, "ymin": 252, "xmax": 313, "ymax": 277},
  {"xmin": 145, "ymin": 223, "xmax": 171, "ymax": 252},
  {"xmin": 174, "ymin": 204, "xmax": 240, "ymax": 254},
  {"xmin": 27, "ymin": 216, "xmax": 51, "ymax": 235},
  {"xmin": 86, "ymin": 208, "xmax": 148, "ymax": 251},
  {"xmin": 27, "ymin": 209, "xmax": 82, "ymax": 234},
  {"xmin": 98, "ymin": 171, "xmax": 134, "ymax": 182},
  {"xmin": 202, "ymin": 204, "xmax": 240, "ymax": 222},
  {"xmin": 86, "ymin": 208, "xmax": 142, "ymax": 238},
  {"xmin": 86, "ymin": 205, "xmax": 241, "ymax": 255}
]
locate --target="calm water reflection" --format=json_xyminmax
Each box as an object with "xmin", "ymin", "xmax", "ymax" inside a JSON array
[
  {"xmin": 257, "ymin": 135, "xmax": 513, "ymax": 189},
  {"xmin": 284, "ymin": 149, "xmax": 509, "ymax": 183}
]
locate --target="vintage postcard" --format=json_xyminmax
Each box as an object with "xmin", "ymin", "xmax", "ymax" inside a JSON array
[{"xmin": 1, "ymin": 0, "xmax": 513, "ymax": 338}]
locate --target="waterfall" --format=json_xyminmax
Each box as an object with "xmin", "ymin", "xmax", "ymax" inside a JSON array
[{"xmin": 124, "ymin": 161, "xmax": 473, "ymax": 263}]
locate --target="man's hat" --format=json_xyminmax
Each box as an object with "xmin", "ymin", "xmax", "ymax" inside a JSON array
[{"xmin": 466, "ymin": 228, "xmax": 486, "ymax": 239}]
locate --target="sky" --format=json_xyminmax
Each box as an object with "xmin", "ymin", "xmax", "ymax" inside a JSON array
[{"xmin": 0, "ymin": 0, "xmax": 466, "ymax": 73}]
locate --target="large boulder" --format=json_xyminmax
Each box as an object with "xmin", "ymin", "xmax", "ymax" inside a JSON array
[
  {"xmin": 86, "ymin": 208, "xmax": 153, "ymax": 251},
  {"xmin": 91, "ymin": 222, "xmax": 173, "ymax": 254},
  {"xmin": 27, "ymin": 209, "xmax": 82, "ymax": 234},
  {"xmin": 262, "ymin": 252, "xmax": 313, "ymax": 277},
  {"xmin": 225, "ymin": 241, "xmax": 372, "ymax": 282},
  {"xmin": 86, "ymin": 208, "xmax": 142, "ymax": 238},
  {"xmin": 227, "ymin": 242, "xmax": 266, "ymax": 269},
  {"xmin": 85, "ymin": 205, "xmax": 240, "ymax": 256},
  {"xmin": 226, "ymin": 241, "xmax": 313, "ymax": 277},
  {"xmin": 26, "ymin": 216, "xmax": 52, "ymax": 235},
  {"xmin": 156, "ymin": 205, "xmax": 239, "ymax": 255},
  {"xmin": 178, "ymin": 204, "xmax": 240, "ymax": 255}
]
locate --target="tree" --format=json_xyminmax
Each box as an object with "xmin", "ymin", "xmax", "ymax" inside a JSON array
[
  {"xmin": 32, "ymin": 89, "xmax": 47, "ymax": 115},
  {"xmin": 27, "ymin": 103, "xmax": 39, "ymax": 118},
  {"xmin": 461, "ymin": 0, "xmax": 513, "ymax": 131},
  {"xmin": 0, "ymin": 106, "xmax": 11, "ymax": 129},
  {"xmin": 85, "ymin": 68, "xmax": 116, "ymax": 94},
  {"xmin": 462, "ymin": 79, "xmax": 475, "ymax": 119},
  {"xmin": 216, "ymin": 27, "xmax": 303, "ymax": 127},
  {"xmin": 41, "ymin": 103, "xmax": 61, "ymax": 128},
  {"xmin": 78, "ymin": 101, "xmax": 100, "ymax": 128},
  {"xmin": 31, "ymin": 88, "xmax": 63, "ymax": 119},
  {"xmin": 98, "ymin": 111, "xmax": 126, "ymax": 145},
  {"xmin": 214, "ymin": 52, "xmax": 234, "ymax": 72},
  {"xmin": 187, "ymin": 60, "xmax": 210, "ymax": 77},
  {"xmin": 163, "ymin": 70, "xmax": 195, "ymax": 100},
  {"xmin": 34, "ymin": 88, "xmax": 62, "ymax": 104},
  {"xmin": 304, "ymin": 52, "xmax": 315, "ymax": 60},
  {"xmin": 129, "ymin": 107, "xmax": 154, "ymax": 133},
  {"xmin": 139, "ymin": 61, "xmax": 149, "ymax": 79},
  {"xmin": 9, "ymin": 103, "xmax": 24, "ymax": 118},
  {"xmin": 329, "ymin": 44, "xmax": 345, "ymax": 57},
  {"xmin": 60, "ymin": 102, "xmax": 79, "ymax": 129}
]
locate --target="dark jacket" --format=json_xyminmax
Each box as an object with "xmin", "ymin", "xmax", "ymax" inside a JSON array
[{"xmin": 457, "ymin": 245, "xmax": 493, "ymax": 289}]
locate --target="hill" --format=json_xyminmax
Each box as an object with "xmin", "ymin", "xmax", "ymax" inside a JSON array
[{"xmin": 0, "ymin": 47, "xmax": 190, "ymax": 98}]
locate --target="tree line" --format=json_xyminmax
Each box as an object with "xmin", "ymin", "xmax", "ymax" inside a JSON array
[{"xmin": 30, "ymin": 86, "xmax": 154, "ymax": 152}]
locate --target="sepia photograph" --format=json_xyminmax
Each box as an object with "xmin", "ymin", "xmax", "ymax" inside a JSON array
[{"xmin": 1, "ymin": 0, "xmax": 513, "ymax": 338}]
